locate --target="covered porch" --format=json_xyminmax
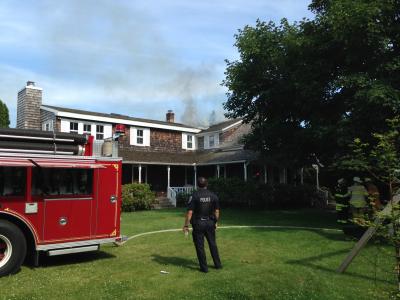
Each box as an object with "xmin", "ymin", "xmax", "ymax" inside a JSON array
[{"xmin": 119, "ymin": 148, "xmax": 295, "ymax": 206}]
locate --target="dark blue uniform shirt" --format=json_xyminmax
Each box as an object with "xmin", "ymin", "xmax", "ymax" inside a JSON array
[{"xmin": 187, "ymin": 188, "xmax": 220, "ymax": 220}]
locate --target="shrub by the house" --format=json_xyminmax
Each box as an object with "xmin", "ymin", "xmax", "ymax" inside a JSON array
[
  {"xmin": 208, "ymin": 178, "xmax": 318, "ymax": 209},
  {"xmin": 176, "ymin": 192, "xmax": 192, "ymax": 207},
  {"xmin": 122, "ymin": 183, "xmax": 156, "ymax": 211}
]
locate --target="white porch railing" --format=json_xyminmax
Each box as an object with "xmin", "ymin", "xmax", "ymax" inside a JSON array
[{"xmin": 167, "ymin": 186, "xmax": 194, "ymax": 207}]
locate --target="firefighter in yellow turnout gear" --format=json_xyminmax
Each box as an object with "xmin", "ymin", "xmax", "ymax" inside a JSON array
[
  {"xmin": 341, "ymin": 176, "xmax": 368, "ymax": 238},
  {"xmin": 347, "ymin": 177, "xmax": 368, "ymax": 218}
]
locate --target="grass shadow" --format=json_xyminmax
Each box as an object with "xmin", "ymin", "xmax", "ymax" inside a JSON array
[
  {"xmin": 151, "ymin": 254, "xmax": 198, "ymax": 270},
  {"xmin": 286, "ymin": 248, "xmax": 393, "ymax": 284},
  {"xmin": 247, "ymin": 227, "xmax": 347, "ymax": 242},
  {"xmin": 35, "ymin": 250, "xmax": 115, "ymax": 268}
]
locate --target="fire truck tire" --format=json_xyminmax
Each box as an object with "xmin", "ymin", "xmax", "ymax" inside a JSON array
[{"xmin": 0, "ymin": 220, "xmax": 27, "ymax": 277}]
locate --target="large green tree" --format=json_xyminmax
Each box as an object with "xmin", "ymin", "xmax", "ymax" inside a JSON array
[
  {"xmin": 0, "ymin": 99, "xmax": 10, "ymax": 128},
  {"xmin": 223, "ymin": 0, "xmax": 400, "ymax": 167}
]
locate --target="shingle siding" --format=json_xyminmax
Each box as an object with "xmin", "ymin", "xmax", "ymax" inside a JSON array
[
  {"xmin": 17, "ymin": 86, "xmax": 42, "ymax": 130},
  {"xmin": 40, "ymin": 109, "xmax": 57, "ymax": 130},
  {"xmin": 220, "ymin": 123, "xmax": 251, "ymax": 146},
  {"xmin": 119, "ymin": 127, "xmax": 185, "ymax": 153}
]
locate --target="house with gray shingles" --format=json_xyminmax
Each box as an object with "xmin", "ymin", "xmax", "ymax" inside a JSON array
[{"xmin": 15, "ymin": 81, "xmax": 292, "ymax": 205}]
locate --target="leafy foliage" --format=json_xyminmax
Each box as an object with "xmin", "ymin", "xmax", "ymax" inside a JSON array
[
  {"xmin": 340, "ymin": 118, "xmax": 400, "ymax": 196},
  {"xmin": 176, "ymin": 191, "xmax": 193, "ymax": 208},
  {"xmin": 121, "ymin": 183, "xmax": 155, "ymax": 211},
  {"xmin": 340, "ymin": 117, "xmax": 400, "ymax": 293},
  {"xmin": 0, "ymin": 99, "xmax": 10, "ymax": 128},
  {"xmin": 208, "ymin": 177, "xmax": 319, "ymax": 209},
  {"xmin": 223, "ymin": 0, "xmax": 400, "ymax": 167}
]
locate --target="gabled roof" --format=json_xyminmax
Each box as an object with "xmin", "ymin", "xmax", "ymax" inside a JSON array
[
  {"xmin": 199, "ymin": 118, "xmax": 242, "ymax": 134},
  {"xmin": 41, "ymin": 105, "xmax": 201, "ymax": 133}
]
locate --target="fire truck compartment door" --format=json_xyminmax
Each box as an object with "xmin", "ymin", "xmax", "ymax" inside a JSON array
[
  {"xmin": 43, "ymin": 197, "xmax": 92, "ymax": 241},
  {"xmin": 95, "ymin": 164, "xmax": 119, "ymax": 237}
]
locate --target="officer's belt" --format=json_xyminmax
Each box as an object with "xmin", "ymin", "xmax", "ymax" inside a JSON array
[{"xmin": 195, "ymin": 216, "xmax": 211, "ymax": 221}]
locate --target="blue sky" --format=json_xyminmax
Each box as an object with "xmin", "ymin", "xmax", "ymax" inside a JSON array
[{"xmin": 0, "ymin": 0, "xmax": 313, "ymax": 127}]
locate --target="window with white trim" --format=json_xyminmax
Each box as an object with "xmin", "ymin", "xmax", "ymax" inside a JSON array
[
  {"xmin": 209, "ymin": 135, "xmax": 215, "ymax": 148},
  {"xmin": 96, "ymin": 125, "xmax": 104, "ymax": 140},
  {"xmin": 204, "ymin": 133, "xmax": 220, "ymax": 149},
  {"xmin": 130, "ymin": 127, "xmax": 150, "ymax": 146},
  {"xmin": 137, "ymin": 129, "xmax": 144, "ymax": 144},
  {"xmin": 70, "ymin": 122, "xmax": 78, "ymax": 134},
  {"xmin": 83, "ymin": 124, "xmax": 91, "ymax": 135},
  {"xmin": 43, "ymin": 120, "xmax": 53, "ymax": 132},
  {"xmin": 187, "ymin": 135, "xmax": 193, "ymax": 149}
]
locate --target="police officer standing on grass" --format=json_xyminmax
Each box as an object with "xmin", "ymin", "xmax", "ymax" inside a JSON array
[{"xmin": 183, "ymin": 177, "xmax": 222, "ymax": 273}]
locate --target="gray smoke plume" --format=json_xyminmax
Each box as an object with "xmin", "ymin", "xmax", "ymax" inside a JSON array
[
  {"xmin": 1, "ymin": 0, "xmax": 225, "ymax": 126},
  {"xmin": 181, "ymin": 96, "xmax": 199, "ymax": 127},
  {"xmin": 172, "ymin": 66, "xmax": 216, "ymax": 127},
  {"xmin": 209, "ymin": 110, "xmax": 217, "ymax": 125}
]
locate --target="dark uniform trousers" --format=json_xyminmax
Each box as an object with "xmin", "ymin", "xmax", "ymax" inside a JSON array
[{"xmin": 192, "ymin": 218, "xmax": 221, "ymax": 272}]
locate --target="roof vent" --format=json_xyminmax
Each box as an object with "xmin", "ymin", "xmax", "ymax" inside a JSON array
[{"xmin": 27, "ymin": 81, "xmax": 35, "ymax": 87}]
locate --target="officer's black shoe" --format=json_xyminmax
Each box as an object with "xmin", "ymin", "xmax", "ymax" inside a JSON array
[
  {"xmin": 214, "ymin": 265, "xmax": 223, "ymax": 270},
  {"xmin": 200, "ymin": 268, "xmax": 208, "ymax": 273}
]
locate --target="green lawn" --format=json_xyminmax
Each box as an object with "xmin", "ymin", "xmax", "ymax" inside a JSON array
[{"xmin": 0, "ymin": 209, "xmax": 395, "ymax": 299}]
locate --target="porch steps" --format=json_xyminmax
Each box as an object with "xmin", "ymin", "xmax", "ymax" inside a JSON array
[{"xmin": 152, "ymin": 197, "xmax": 175, "ymax": 209}]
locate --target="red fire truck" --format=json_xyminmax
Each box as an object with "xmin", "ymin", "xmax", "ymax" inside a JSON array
[{"xmin": 0, "ymin": 128, "xmax": 124, "ymax": 276}]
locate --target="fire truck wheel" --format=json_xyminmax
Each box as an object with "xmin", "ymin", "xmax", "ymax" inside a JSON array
[{"xmin": 0, "ymin": 220, "xmax": 27, "ymax": 277}]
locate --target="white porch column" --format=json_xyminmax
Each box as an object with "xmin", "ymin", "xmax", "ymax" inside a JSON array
[
  {"xmin": 300, "ymin": 168, "xmax": 304, "ymax": 185},
  {"xmin": 264, "ymin": 165, "xmax": 267, "ymax": 184},
  {"xmin": 167, "ymin": 165, "xmax": 171, "ymax": 189},
  {"xmin": 284, "ymin": 168, "xmax": 287, "ymax": 184},
  {"xmin": 138, "ymin": 164, "xmax": 142, "ymax": 183},
  {"xmin": 244, "ymin": 162, "xmax": 248, "ymax": 182},
  {"xmin": 194, "ymin": 166, "xmax": 197, "ymax": 189},
  {"xmin": 217, "ymin": 165, "xmax": 220, "ymax": 178},
  {"xmin": 279, "ymin": 168, "xmax": 287, "ymax": 184}
]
